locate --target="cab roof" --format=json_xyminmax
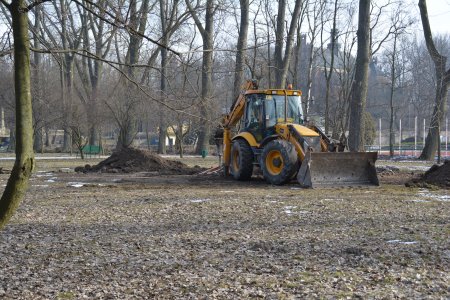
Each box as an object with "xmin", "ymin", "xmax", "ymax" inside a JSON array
[{"xmin": 245, "ymin": 89, "xmax": 302, "ymax": 96}]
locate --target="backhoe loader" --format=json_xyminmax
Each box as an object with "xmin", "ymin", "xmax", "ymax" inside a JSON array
[{"xmin": 221, "ymin": 80, "xmax": 379, "ymax": 187}]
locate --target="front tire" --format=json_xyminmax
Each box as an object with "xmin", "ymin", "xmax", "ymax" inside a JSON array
[
  {"xmin": 261, "ymin": 140, "xmax": 298, "ymax": 185},
  {"xmin": 230, "ymin": 139, "xmax": 254, "ymax": 180}
]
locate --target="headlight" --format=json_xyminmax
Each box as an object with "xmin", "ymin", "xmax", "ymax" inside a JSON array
[{"xmin": 302, "ymin": 136, "xmax": 321, "ymax": 152}]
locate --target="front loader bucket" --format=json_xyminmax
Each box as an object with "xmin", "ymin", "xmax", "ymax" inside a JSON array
[{"xmin": 297, "ymin": 152, "xmax": 379, "ymax": 188}]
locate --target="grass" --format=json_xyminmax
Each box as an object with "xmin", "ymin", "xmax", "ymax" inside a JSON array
[{"xmin": 57, "ymin": 291, "xmax": 75, "ymax": 299}]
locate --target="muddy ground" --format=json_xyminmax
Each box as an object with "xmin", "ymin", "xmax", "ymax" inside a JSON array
[{"xmin": 0, "ymin": 156, "xmax": 448, "ymax": 299}]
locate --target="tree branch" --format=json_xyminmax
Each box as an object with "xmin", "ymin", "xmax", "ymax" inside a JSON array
[
  {"xmin": 0, "ymin": 49, "xmax": 12, "ymax": 57},
  {"xmin": 30, "ymin": 47, "xmax": 213, "ymax": 124},
  {"xmin": 184, "ymin": 0, "xmax": 205, "ymax": 36},
  {"xmin": 71, "ymin": 0, "xmax": 181, "ymax": 56},
  {"xmin": 418, "ymin": 0, "xmax": 444, "ymax": 63},
  {"xmin": 24, "ymin": 0, "xmax": 51, "ymax": 12},
  {"xmin": 0, "ymin": 0, "xmax": 10, "ymax": 10}
]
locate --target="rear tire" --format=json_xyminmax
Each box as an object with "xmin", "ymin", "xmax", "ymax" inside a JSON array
[
  {"xmin": 261, "ymin": 140, "xmax": 298, "ymax": 185},
  {"xmin": 230, "ymin": 139, "xmax": 254, "ymax": 180}
]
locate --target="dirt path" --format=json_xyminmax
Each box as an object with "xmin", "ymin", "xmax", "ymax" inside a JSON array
[{"xmin": 0, "ymin": 168, "xmax": 448, "ymax": 299}]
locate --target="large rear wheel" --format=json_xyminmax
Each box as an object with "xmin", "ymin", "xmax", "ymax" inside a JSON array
[
  {"xmin": 261, "ymin": 140, "xmax": 298, "ymax": 185},
  {"xmin": 230, "ymin": 139, "xmax": 254, "ymax": 180}
]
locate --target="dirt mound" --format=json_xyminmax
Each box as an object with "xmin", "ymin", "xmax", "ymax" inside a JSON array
[
  {"xmin": 406, "ymin": 160, "xmax": 450, "ymax": 188},
  {"xmin": 76, "ymin": 147, "xmax": 204, "ymax": 175}
]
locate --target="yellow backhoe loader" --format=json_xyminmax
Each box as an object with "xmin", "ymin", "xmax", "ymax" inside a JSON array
[{"xmin": 221, "ymin": 80, "xmax": 379, "ymax": 187}]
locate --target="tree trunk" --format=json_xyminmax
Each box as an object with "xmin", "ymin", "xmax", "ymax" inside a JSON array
[
  {"xmin": 418, "ymin": 0, "xmax": 450, "ymax": 160},
  {"xmin": 348, "ymin": 0, "xmax": 370, "ymax": 152},
  {"xmin": 0, "ymin": 0, "xmax": 35, "ymax": 229},
  {"xmin": 60, "ymin": 0, "xmax": 74, "ymax": 153},
  {"xmin": 323, "ymin": 0, "xmax": 338, "ymax": 135},
  {"xmin": 389, "ymin": 33, "xmax": 398, "ymax": 158},
  {"xmin": 87, "ymin": 100, "xmax": 98, "ymax": 145},
  {"xmin": 389, "ymin": 86, "xmax": 395, "ymax": 158},
  {"xmin": 8, "ymin": 125, "xmax": 15, "ymax": 151},
  {"xmin": 158, "ymin": 0, "xmax": 168, "ymax": 154},
  {"xmin": 32, "ymin": 4, "xmax": 43, "ymax": 152},
  {"xmin": 274, "ymin": 0, "xmax": 286, "ymax": 87},
  {"xmin": 233, "ymin": 0, "xmax": 249, "ymax": 100},
  {"xmin": 305, "ymin": 41, "xmax": 315, "ymax": 120},
  {"xmin": 157, "ymin": 45, "xmax": 167, "ymax": 154},
  {"xmin": 45, "ymin": 127, "xmax": 50, "ymax": 147},
  {"xmin": 61, "ymin": 55, "xmax": 74, "ymax": 153},
  {"xmin": 199, "ymin": 1, "xmax": 214, "ymax": 155},
  {"xmin": 292, "ymin": 24, "xmax": 302, "ymax": 88},
  {"xmin": 186, "ymin": 0, "xmax": 215, "ymax": 155},
  {"xmin": 420, "ymin": 84, "xmax": 449, "ymax": 159}
]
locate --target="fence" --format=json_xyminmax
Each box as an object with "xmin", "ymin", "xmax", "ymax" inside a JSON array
[{"xmin": 371, "ymin": 117, "xmax": 449, "ymax": 158}]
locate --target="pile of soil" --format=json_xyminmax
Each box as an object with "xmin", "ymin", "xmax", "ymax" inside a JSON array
[
  {"xmin": 406, "ymin": 160, "xmax": 450, "ymax": 188},
  {"xmin": 76, "ymin": 147, "xmax": 204, "ymax": 175}
]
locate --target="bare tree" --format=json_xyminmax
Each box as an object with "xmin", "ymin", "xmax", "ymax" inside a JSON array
[
  {"xmin": 332, "ymin": 24, "xmax": 356, "ymax": 143},
  {"xmin": 320, "ymin": 0, "xmax": 339, "ymax": 135},
  {"xmin": 386, "ymin": 31, "xmax": 400, "ymax": 158},
  {"xmin": 273, "ymin": 0, "xmax": 303, "ymax": 88},
  {"xmin": 158, "ymin": 0, "xmax": 190, "ymax": 154},
  {"xmin": 418, "ymin": 0, "xmax": 450, "ymax": 160},
  {"xmin": 304, "ymin": 0, "xmax": 326, "ymax": 119},
  {"xmin": 185, "ymin": 0, "xmax": 216, "ymax": 155}
]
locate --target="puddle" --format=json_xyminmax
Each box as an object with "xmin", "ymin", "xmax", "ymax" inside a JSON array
[
  {"xmin": 32, "ymin": 185, "xmax": 49, "ymax": 188},
  {"xmin": 35, "ymin": 172, "xmax": 53, "ymax": 177},
  {"xmin": 190, "ymin": 199, "xmax": 210, "ymax": 203},
  {"xmin": 403, "ymin": 166, "xmax": 430, "ymax": 172},
  {"xmin": 220, "ymin": 190, "xmax": 235, "ymax": 193},
  {"xmin": 322, "ymin": 198, "xmax": 344, "ymax": 201},
  {"xmin": 47, "ymin": 177, "xmax": 58, "ymax": 183},
  {"xmin": 282, "ymin": 206, "xmax": 309, "ymax": 215},
  {"xmin": 283, "ymin": 206, "xmax": 296, "ymax": 215},
  {"xmin": 67, "ymin": 182, "xmax": 86, "ymax": 188},
  {"xmin": 387, "ymin": 240, "xmax": 418, "ymax": 245},
  {"xmin": 417, "ymin": 189, "xmax": 450, "ymax": 202}
]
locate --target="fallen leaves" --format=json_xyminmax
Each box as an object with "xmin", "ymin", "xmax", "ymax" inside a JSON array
[{"xmin": 0, "ymin": 169, "xmax": 448, "ymax": 298}]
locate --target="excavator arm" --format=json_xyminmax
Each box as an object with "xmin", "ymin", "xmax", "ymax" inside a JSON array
[
  {"xmin": 223, "ymin": 80, "xmax": 258, "ymax": 128},
  {"xmin": 222, "ymin": 80, "xmax": 258, "ymax": 174}
]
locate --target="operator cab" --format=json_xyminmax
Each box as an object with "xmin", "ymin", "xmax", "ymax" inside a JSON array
[{"xmin": 242, "ymin": 90, "xmax": 304, "ymax": 142}]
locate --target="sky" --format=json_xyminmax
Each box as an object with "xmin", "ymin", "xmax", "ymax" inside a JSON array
[
  {"xmin": 424, "ymin": 0, "xmax": 450, "ymax": 34},
  {"xmin": 0, "ymin": 1, "xmax": 449, "ymax": 47}
]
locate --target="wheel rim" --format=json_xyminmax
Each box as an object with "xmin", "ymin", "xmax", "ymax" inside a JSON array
[
  {"xmin": 266, "ymin": 150, "xmax": 283, "ymax": 175},
  {"xmin": 232, "ymin": 149, "xmax": 240, "ymax": 171}
]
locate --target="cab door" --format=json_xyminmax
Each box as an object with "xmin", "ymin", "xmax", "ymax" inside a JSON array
[{"xmin": 243, "ymin": 94, "xmax": 265, "ymax": 142}]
